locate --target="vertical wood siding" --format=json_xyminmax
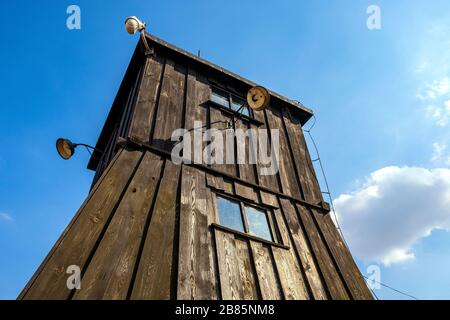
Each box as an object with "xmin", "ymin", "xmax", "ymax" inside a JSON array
[{"xmin": 20, "ymin": 49, "xmax": 372, "ymax": 300}]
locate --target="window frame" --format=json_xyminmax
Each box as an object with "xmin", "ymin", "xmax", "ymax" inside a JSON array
[
  {"xmin": 212, "ymin": 193, "xmax": 282, "ymax": 246},
  {"xmin": 209, "ymin": 85, "xmax": 256, "ymax": 123}
]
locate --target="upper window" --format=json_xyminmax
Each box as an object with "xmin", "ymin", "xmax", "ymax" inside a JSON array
[
  {"xmin": 216, "ymin": 195, "xmax": 274, "ymax": 242},
  {"xmin": 210, "ymin": 87, "xmax": 250, "ymax": 118}
]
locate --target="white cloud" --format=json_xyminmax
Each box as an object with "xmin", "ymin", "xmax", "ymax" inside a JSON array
[
  {"xmin": 428, "ymin": 77, "xmax": 450, "ymax": 98},
  {"xmin": 419, "ymin": 78, "xmax": 450, "ymax": 126},
  {"xmin": 334, "ymin": 166, "xmax": 450, "ymax": 267},
  {"xmin": 431, "ymin": 142, "xmax": 450, "ymax": 165},
  {"xmin": 425, "ymin": 103, "xmax": 450, "ymax": 127},
  {"xmin": 0, "ymin": 212, "xmax": 13, "ymax": 222}
]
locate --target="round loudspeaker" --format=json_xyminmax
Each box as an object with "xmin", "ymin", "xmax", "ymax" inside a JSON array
[{"xmin": 247, "ymin": 86, "xmax": 270, "ymax": 111}]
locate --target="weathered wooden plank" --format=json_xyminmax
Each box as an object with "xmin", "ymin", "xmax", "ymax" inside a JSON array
[
  {"xmin": 183, "ymin": 68, "xmax": 210, "ymax": 164},
  {"xmin": 234, "ymin": 182, "xmax": 257, "ymax": 202},
  {"xmin": 279, "ymin": 199, "xmax": 327, "ymax": 300},
  {"xmin": 18, "ymin": 149, "xmax": 125, "ymax": 300},
  {"xmin": 177, "ymin": 166, "xmax": 218, "ymax": 300},
  {"xmin": 282, "ymin": 107, "xmax": 322, "ymax": 202},
  {"xmin": 252, "ymin": 110, "xmax": 281, "ymax": 192},
  {"xmin": 260, "ymin": 191, "xmax": 278, "ymax": 208},
  {"xmin": 73, "ymin": 152, "xmax": 163, "ymax": 299},
  {"xmin": 272, "ymin": 245, "xmax": 310, "ymax": 300},
  {"xmin": 235, "ymin": 117, "xmax": 256, "ymax": 184},
  {"xmin": 249, "ymin": 241, "xmax": 282, "ymax": 300},
  {"xmin": 21, "ymin": 149, "xmax": 142, "ymax": 300},
  {"xmin": 215, "ymin": 230, "xmax": 244, "ymax": 300},
  {"xmin": 295, "ymin": 203, "xmax": 350, "ymax": 299},
  {"xmin": 209, "ymin": 107, "xmax": 236, "ymax": 176},
  {"xmin": 130, "ymin": 160, "xmax": 182, "ymax": 299},
  {"xmin": 152, "ymin": 58, "xmax": 186, "ymax": 152},
  {"xmin": 235, "ymin": 239, "xmax": 259, "ymax": 300},
  {"xmin": 265, "ymin": 107, "xmax": 302, "ymax": 199},
  {"xmin": 129, "ymin": 55, "xmax": 164, "ymax": 142},
  {"xmin": 206, "ymin": 173, "xmax": 224, "ymax": 191},
  {"xmin": 313, "ymin": 210, "xmax": 373, "ymax": 300}
]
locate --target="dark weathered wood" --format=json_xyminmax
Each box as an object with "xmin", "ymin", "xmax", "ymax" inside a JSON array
[
  {"xmin": 279, "ymin": 199, "xmax": 327, "ymax": 300},
  {"xmin": 183, "ymin": 68, "xmax": 210, "ymax": 164},
  {"xmin": 235, "ymin": 239, "xmax": 259, "ymax": 300},
  {"xmin": 265, "ymin": 107, "xmax": 302, "ymax": 199},
  {"xmin": 129, "ymin": 55, "xmax": 165, "ymax": 142},
  {"xmin": 312, "ymin": 210, "xmax": 373, "ymax": 300},
  {"xmin": 206, "ymin": 173, "xmax": 224, "ymax": 191},
  {"xmin": 260, "ymin": 191, "xmax": 278, "ymax": 208},
  {"xmin": 235, "ymin": 117, "xmax": 256, "ymax": 184},
  {"xmin": 234, "ymin": 182, "xmax": 257, "ymax": 202},
  {"xmin": 152, "ymin": 58, "xmax": 186, "ymax": 151},
  {"xmin": 283, "ymin": 107, "xmax": 322, "ymax": 202},
  {"xmin": 252, "ymin": 110, "xmax": 281, "ymax": 192},
  {"xmin": 177, "ymin": 166, "xmax": 218, "ymax": 300},
  {"xmin": 249, "ymin": 241, "xmax": 282, "ymax": 300},
  {"xmin": 21, "ymin": 149, "xmax": 142, "ymax": 300},
  {"xmin": 18, "ymin": 148, "xmax": 125, "ymax": 300},
  {"xmin": 295, "ymin": 203, "xmax": 350, "ymax": 299},
  {"xmin": 73, "ymin": 152, "xmax": 163, "ymax": 299},
  {"xmin": 209, "ymin": 107, "xmax": 236, "ymax": 176},
  {"xmin": 130, "ymin": 160, "xmax": 181, "ymax": 299}
]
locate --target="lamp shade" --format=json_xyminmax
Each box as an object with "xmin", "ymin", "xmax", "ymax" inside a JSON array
[
  {"xmin": 125, "ymin": 16, "xmax": 146, "ymax": 35},
  {"xmin": 56, "ymin": 138, "xmax": 75, "ymax": 160},
  {"xmin": 247, "ymin": 86, "xmax": 270, "ymax": 111}
]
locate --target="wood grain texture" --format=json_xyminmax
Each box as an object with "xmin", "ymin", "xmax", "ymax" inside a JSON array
[
  {"xmin": 177, "ymin": 166, "xmax": 218, "ymax": 300},
  {"xmin": 235, "ymin": 117, "xmax": 256, "ymax": 184},
  {"xmin": 312, "ymin": 210, "xmax": 373, "ymax": 300},
  {"xmin": 215, "ymin": 230, "xmax": 244, "ymax": 300},
  {"xmin": 209, "ymin": 107, "xmax": 236, "ymax": 176},
  {"xmin": 295, "ymin": 203, "xmax": 350, "ymax": 300},
  {"xmin": 252, "ymin": 110, "xmax": 281, "ymax": 192},
  {"xmin": 21, "ymin": 149, "xmax": 142, "ymax": 300},
  {"xmin": 129, "ymin": 55, "xmax": 164, "ymax": 142},
  {"xmin": 272, "ymin": 245, "xmax": 309, "ymax": 300},
  {"xmin": 249, "ymin": 241, "xmax": 282, "ymax": 300},
  {"xmin": 265, "ymin": 107, "xmax": 302, "ymax": 199},
  {"xmin": 130, "ymin": 160, "xmax": 182, "ymax": 299},
  {"xmin": 282, "ymin": 107, "xmax": 322, "ymax": 202},
  {"xmin": 235, "ymin": 239, "xmax": 259, "ymax": 300},
  {"xmin": 183, "ymin": 67, "xmax": 210, "ymax": 164},
  {"xmin": 18, "ymin": 149, "xmax": 125, "ymax": 300},
  {"xmin": 279, "ymin": 198, "xmax": 327, "ymax": 300},
  {"xmin": 152, "ymin": 58, "xmax": 186, "ymax": 151},
  {"xmin": 73, "ymin": 152, "xmax": 163, "ymax": 299},
  {"xmin": 234, "ymin": 182, "xmax": 257, "ymax": 203}
]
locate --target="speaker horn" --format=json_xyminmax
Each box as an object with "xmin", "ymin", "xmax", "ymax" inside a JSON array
[{"xmin": 247, "ymin": 86, "xmax": 270, "ymax": 111}]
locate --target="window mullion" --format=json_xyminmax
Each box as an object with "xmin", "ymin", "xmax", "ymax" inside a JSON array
[{"xmin": 240, "ymin": 202, "xmax": 250, "ymax": 233}]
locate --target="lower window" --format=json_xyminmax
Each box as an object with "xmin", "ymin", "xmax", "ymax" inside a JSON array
[{"xmin": 215, "ymin": 195, "xmax": 276, "ymax": 242}]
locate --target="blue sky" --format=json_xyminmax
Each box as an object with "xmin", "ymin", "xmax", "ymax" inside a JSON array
[{"xmin": 1, "ymin": 0, "xmax": 450, "ymax": 299}]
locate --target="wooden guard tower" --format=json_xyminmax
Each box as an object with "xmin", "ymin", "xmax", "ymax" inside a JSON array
[{"xmin": 19, "ymin": 33, "xmax": 372, "ymax": 300}]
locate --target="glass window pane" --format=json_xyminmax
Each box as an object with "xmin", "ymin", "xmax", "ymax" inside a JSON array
[
  {"xmin": 245, "ymin": 206, "xmax": 272, "ymax": 241},
  {"xmin": 211, "ymin": 89, "xmax": 230, "ymax": 108},
  {"xmin": 217, "ymin": 196, "xmax": 244, "ymax": 232},
  {"xmin": 231, "ymin": 97, "xmax": 250, "ymax": 117}
]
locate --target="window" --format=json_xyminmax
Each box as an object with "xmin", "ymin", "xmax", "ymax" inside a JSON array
[
  {"xmin": 216, "ymin": 196, "xmax": 244, "ymax": 232},
  {"xmin": 210, "ymin": 87, "xmax": 250, "ymax": 118},
  {"xmin": 216, "ymin": 195, "xmax": 274, "ymax": 242},
  {"xmin": 245, "ymin": 205, "xmax": 273, "ymax": 241}
]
